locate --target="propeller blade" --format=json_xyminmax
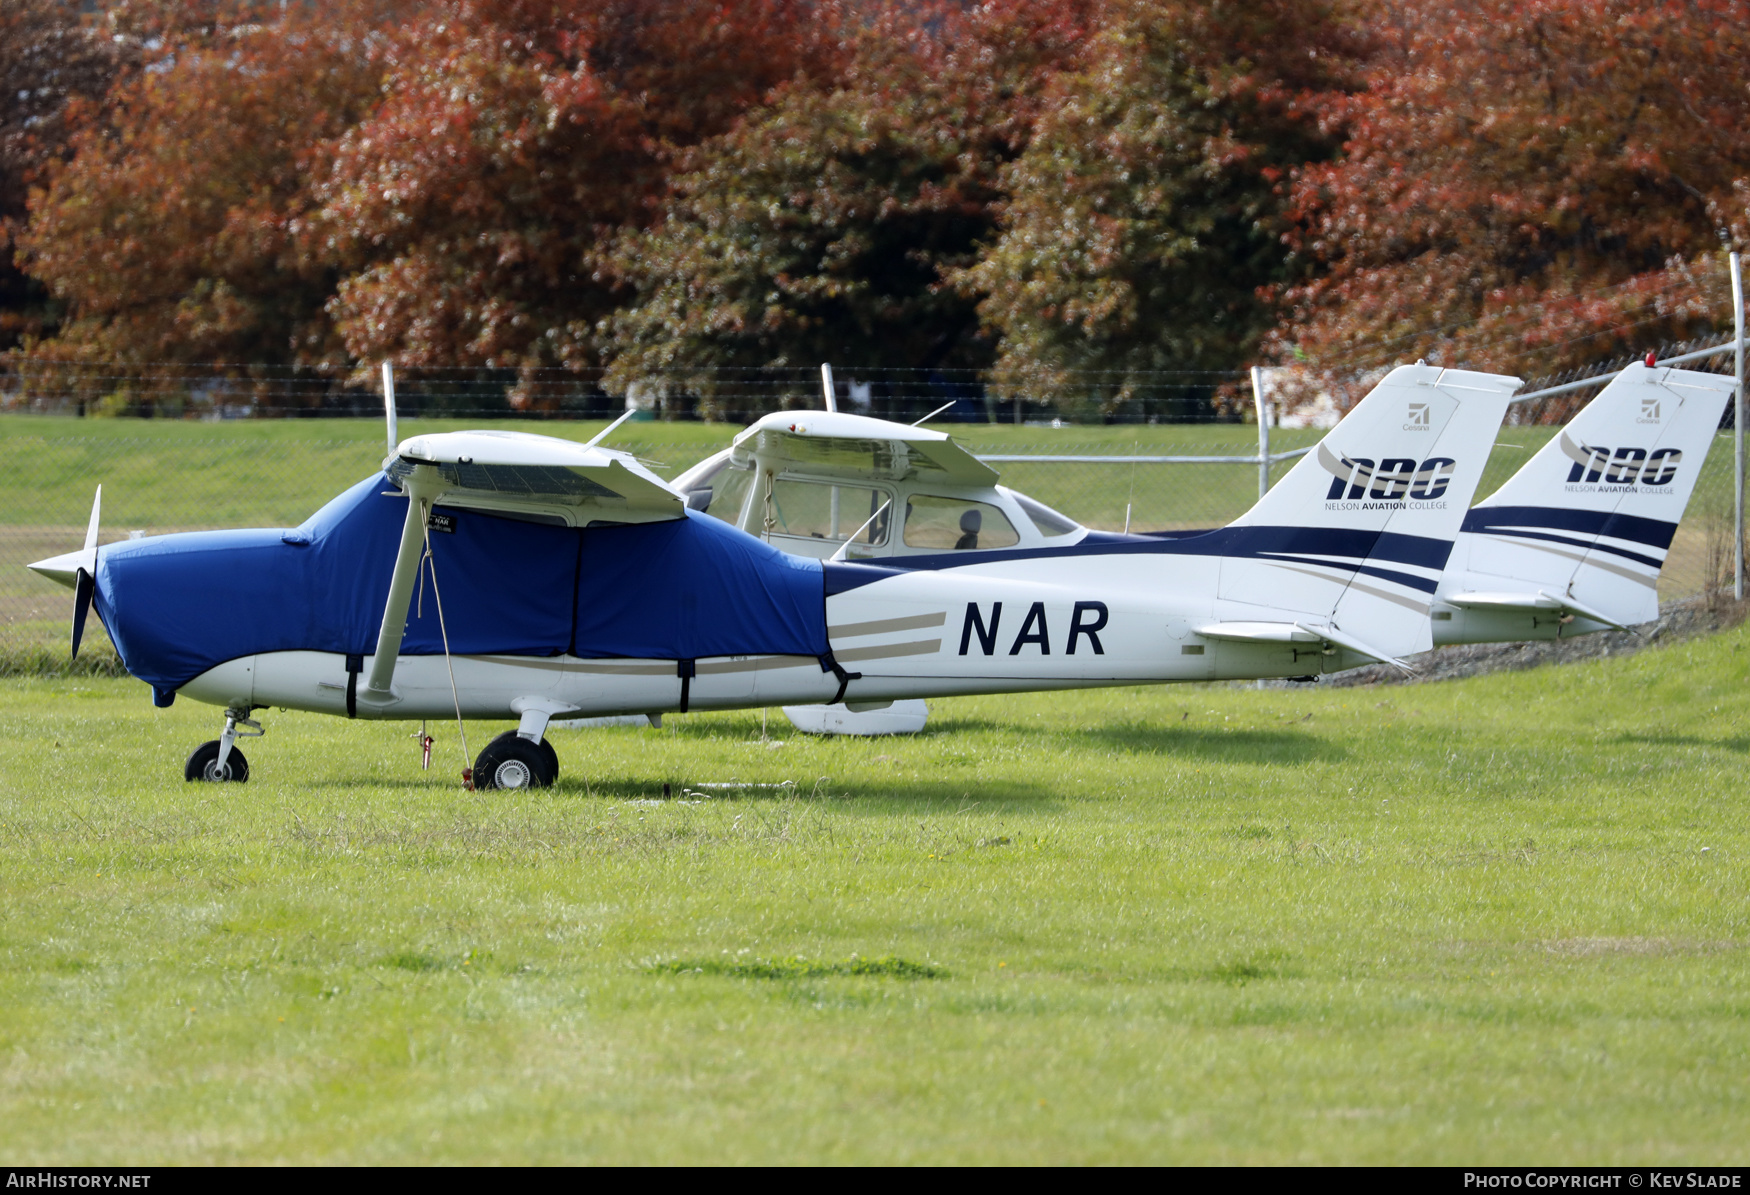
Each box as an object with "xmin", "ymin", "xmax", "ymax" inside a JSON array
[
  {"xmin": 73, "ymin": 485, "xmax": 101, "ymax": 660},
  {"xmin": 83, "ymin": 483, "xmax": 102, "ymax": 561},
  {"xmin": 72, "ymin": 568, "xmax": 93, "ymax": 661}
]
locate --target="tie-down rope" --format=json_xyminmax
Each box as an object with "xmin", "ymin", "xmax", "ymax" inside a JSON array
[{"xmin": 419, "ymin": 500, "xmax": 473, "ymax": 788}]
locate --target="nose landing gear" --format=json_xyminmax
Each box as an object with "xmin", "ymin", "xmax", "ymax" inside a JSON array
[{"xmin": 186, "ymin": 707, "xmax": 262, "ymax": 783}]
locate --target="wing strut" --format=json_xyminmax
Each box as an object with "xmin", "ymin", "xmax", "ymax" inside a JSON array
[{"xmin": 362, "ymin": 464, "xmax": 444, "ymax": 704}]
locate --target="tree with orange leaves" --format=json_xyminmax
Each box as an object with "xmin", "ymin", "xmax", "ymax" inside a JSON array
[
  {"xmin": 0, "ymin": 0, "xmax": 132, "ymax": 353},
  {"xmin": 14, "ymin": 0, "xmax": 392, "ymax": 387},
  {"xmin": 1270, "ymin": 0, "xmax": 1750, "ymax": 407}
]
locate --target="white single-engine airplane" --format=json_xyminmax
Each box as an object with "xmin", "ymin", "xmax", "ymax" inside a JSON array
[
  {"xmin": 667, "ymin": 359, "xmax": 1732, "ymax": 732},
  {"xmin": 25, "ymin": 358, "xmax": 1728, "ymax": 789}
]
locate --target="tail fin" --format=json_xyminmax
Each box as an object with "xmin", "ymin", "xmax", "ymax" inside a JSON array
[
  {"xmin": 1438, "ymin": 361, "xmax": 1735, "ymax": 639},
  {"xmin": 1212, "ymin": 363, "xmax": 1519, "ymax": 661}
]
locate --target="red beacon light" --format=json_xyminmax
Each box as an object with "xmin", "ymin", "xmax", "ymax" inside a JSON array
[{"xmin": 1646, "ymin": 351, "xmax": 1657, "ymax": 367}]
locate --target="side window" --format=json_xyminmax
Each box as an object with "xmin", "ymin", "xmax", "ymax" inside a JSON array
[
  {"xmin": 902, "ymin": 495, "xmax": 1020, "ymax": 551},
  {"xmin": 689, "ymin": 460, "xmax": 754, "ymax": 525},
  {"xmin": 768, "ymin": 478, "xmax": 889, "ymax": 545}
]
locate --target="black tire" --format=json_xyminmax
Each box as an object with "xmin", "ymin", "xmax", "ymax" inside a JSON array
[
  {"xmin": 485, "ymin": 729, "xmax": 559, "ymax": 783},
  {"xmin": 475, "ymin": 732, "xmax": 557, "ymax": 790},
  {"xmin": 185, "ymin": 740, "xmax": 249, "ymax": 783}
]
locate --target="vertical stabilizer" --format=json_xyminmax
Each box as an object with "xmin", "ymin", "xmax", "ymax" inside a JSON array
[
  {"xmin": 1439, "ymin": 362, "xmax": 1735, "ymax": 639},
  {"xmin": 1214, "ymin": 363, "xmax": 1519, "ymax": 660}
]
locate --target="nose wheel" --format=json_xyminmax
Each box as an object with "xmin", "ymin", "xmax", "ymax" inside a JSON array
[
  {"xmin": 473, "ymin": 730, "xmax": 558, "ymax": 790},
  {"xmin": 185, "ymin": 739, "xmax": 249, "ymax": 782},
  {"xmin": 186, "ymin": 707, "xmax": 262, "ymax": 782}
]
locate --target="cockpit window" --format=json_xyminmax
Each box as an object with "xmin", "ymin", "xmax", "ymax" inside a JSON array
[
  {"xmin": 1011, "ymin": 491, "xmax": 1081, "ymax": 537},
  {"xmin": 902, "ymin": 495, "xmax": 1020, "ymax": 551},
  {"xmin": 687, "ymin": 459, "xmax": 755, "ymax": 525}
]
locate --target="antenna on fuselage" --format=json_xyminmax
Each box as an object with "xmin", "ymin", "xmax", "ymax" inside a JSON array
[
  {"xmin": 820, "ymin": 363, "xmax": 839, "ymax": 412},
  {"xmin": 381, "ymin": 361, "xmax": 399, "ymax": 457}
]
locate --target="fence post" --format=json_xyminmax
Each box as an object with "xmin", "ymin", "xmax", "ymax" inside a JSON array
[
  {"xmin": 381, "ymin": 361, "xmax": 398, "ymax": 457},
  {"xmin": 1734, "ymin": 252, "xmax": 1745, "ymax": 602},
  {"xmin": 1250, "ymin": 366, "xmax": 1269, "ymax": 500},
  {"xmin": 820, "ymin": 362, "xmax": 838, "ymax": 413}
]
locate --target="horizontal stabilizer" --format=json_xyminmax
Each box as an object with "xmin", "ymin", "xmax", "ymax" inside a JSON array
[
  {"xmin": 1444, "ymin": 589, "xmax": 1633, "ymax": 632},
  {"xmin": 1194, "ymin": 621, "xmax": 1325, "ymax": 644},
  {"xmin": 1194, "ymin": 620, "xmax": 1415, "ymax": 672},
  {"xmin": 1442, "ymin": 591, "xmax": 1565, "ymax": 611}
]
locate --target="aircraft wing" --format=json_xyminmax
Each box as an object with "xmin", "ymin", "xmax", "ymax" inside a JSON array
[
  {"xmin": 731, "ymin": 411, "xmax": 999, "ymax": 486},
  {"xmin": 359, "ymin": 430, "xmax": 684, "ymax": 708},
  {"xmin": 387, "ymin": 430, "xmax": 683, "ymax": 524}
]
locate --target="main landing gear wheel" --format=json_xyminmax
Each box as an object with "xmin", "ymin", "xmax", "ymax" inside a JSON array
[
  {"xmin": 185, "ymin": 740, "xmax": 249, "ymax": 783},
  {"xmin": 474, "ymin": 731, "xmax": 558, "ymax": 790}
]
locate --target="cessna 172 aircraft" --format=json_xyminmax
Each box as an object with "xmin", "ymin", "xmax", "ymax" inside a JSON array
[
  {"xmin": 668, "ymin": 359, "xmax": 1734, "ymax": 732},
  {"xmin": 25, "ymin": 359, "xmax": 1730, "ymax": 789}
]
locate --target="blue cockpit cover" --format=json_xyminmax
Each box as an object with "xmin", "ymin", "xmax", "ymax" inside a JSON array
[{"xmin": 93, "ymin": 473, "xmax": 827, "ymax": 702}]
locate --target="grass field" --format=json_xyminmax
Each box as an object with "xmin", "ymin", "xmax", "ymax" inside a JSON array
[{"xmin": 2, "ymin": 627, "xmax": 1747, "ymax": 1163}]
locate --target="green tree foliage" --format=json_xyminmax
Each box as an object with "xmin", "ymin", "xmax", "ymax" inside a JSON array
[
  {"xmin": 603, "ymin": 1, "xmax": 1092, "ymax": 416},
  {"xmin": 960, "ymin": 0, "xmax": 1364, "ymax": 413},
  {"xmin": 1270, "ymin": 0, "xmax": 1750, "ymax": 407}
]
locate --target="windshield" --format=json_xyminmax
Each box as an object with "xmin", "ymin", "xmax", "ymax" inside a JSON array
[
  {"xmin": 1010, "ymin": 490, "xmax": 1081, "ymax": 537},
  {"xmin": 684, "ymin": 458, "xmax": 755, "ymax": 524}
]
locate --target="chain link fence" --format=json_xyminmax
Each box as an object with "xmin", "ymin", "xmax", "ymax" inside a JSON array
[{"xmin": 1, "ymin": 404, "xmax": 1740, "ymax": 678}]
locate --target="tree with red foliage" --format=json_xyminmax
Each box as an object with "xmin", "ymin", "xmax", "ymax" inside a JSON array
[
  {"xmin": 1270, "ymin": 0, "xmax": 1750, "ymax": 408},
  {"xmin": 960, "ymin": 0, "xmax": 1366, "ymax": 414},
  {"xmin": 0, "ymin": 0, "xmax": 132, "ymax": 353},
  {"xmin": 14, "ymin": 0, "xmax": 392, "ymax": 388},
  {"xmin": 319, "ymin": 0, "xmax": 843, "ymax": 395}
]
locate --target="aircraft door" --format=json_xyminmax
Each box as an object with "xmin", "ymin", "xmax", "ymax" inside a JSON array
[{"xmin": 762, "ymin": 477, "xmax": 892, "ymax": 560}]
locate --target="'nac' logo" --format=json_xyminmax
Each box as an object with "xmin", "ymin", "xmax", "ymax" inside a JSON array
[
  {"xmin": 1323, "ymin": 456, "xmax": 1457, "ymax": 501},
  {"xmin": 1562, "ymin": 438, "xmax": 1681, "ymax": 486}
]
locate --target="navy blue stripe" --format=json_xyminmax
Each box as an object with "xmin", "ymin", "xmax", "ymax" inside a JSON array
[
  {"xmin": 823, "ymin": 561, "xmax": 904, "ymax": 597},
  {"xmin": 1263, "ymin": 553, "xmax": 1441, "ymax": 594},
  {"xmin": 820, "ymin": 525, "xmax": 1454, "ymax": 593},
  {"xmin": 1476, "ymin": 527, "xmax": 1664, "ymax": 570},
  {"xmin": 1353, "ymin": 563, "xmax": 1440, "ymax": 594},
  {"xmin": 1463, "ymin": 505, "xmax": 1677, "ymax": 550}
]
